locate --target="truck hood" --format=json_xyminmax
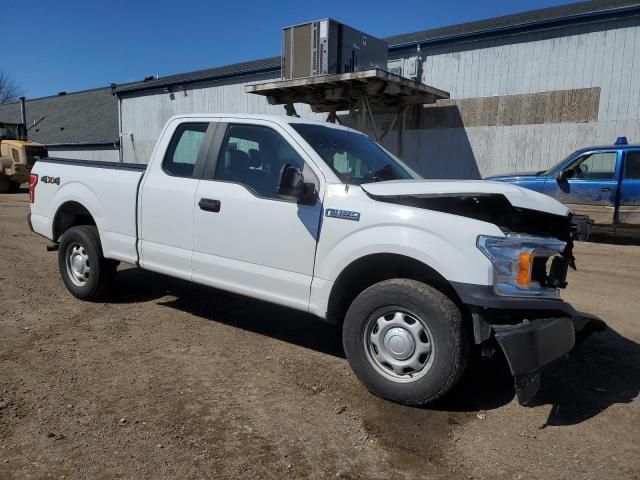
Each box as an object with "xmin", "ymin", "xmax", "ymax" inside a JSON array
[{"xmin": 360, "ymin": 179, "xmax": 569, "ymax": 217}]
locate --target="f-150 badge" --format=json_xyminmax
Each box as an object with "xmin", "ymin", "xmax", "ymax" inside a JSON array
[{"xmin": 325, "ymin": 209, "xmax": 360, "ymax": 221}]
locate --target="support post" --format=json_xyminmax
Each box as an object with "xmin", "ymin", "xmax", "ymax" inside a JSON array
[
  {"xmin": 363, "ymin": 96, "xmax": 380, "ymax": 141},
  {"xmin": 284, "ymin": 103, "xmax": 299, "ymax": 117},
  {"xmin": 357, "ymin": 96, "xmax": 367, "ymax": 132},
  {"xmin": 398, "ymin": 106, "xmax": 408, "ymax": 159},
  {"xmin": 380, "ymin": 110, "xmax": 400, "ymax": 141}
]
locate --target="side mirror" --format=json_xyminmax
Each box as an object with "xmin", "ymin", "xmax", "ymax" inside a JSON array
[
  {"xmin": 555, "ymin": 169, "xmax": 567, "ymax": 181},
  {"xmin": 278, "ymin": 164, "xmax": 317, "ymax": 204}
]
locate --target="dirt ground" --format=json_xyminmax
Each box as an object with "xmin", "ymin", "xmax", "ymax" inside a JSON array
[{"xmin": 0, "ymin": 190, "xmax": 639, "ymax": 480}]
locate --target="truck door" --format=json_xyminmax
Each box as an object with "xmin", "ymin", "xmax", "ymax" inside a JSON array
[
  {"xmin": 543, "ymin": 150, "xmax": 621, "ymax": 224},
  {"xmin": 192, "ymin": 121, "xmax": 323, "ymax": 311},
  {"xmin": 618, "ymin": 150, "xmax": 640, "ymax": 225},
  {"xmin": 138, "ymin": 121, "xmax": 214, "ymax": 280}
]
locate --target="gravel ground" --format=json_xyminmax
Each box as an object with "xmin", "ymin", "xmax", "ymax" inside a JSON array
[{"xmin": 0, "ymin": 190, "xmax": 639, "ymax": 480}]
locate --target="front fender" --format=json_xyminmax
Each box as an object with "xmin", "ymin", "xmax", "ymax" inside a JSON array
[{"xmin": 315, "ymin": 222, "xmax": 496, "ymax": 286}]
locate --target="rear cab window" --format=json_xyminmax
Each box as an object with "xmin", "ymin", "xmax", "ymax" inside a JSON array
[{"xmin": 163, "ymin": 123, "xmax": 209, "ymax": 178}]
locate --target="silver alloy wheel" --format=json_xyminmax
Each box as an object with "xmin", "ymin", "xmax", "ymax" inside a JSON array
[
  {"xmin": 363, "ymin": 309, "xmax": 435, "ymax": 383},
  {"xmin": 65, "ymin": 242, "xmax": 91, "ymax": 287}
]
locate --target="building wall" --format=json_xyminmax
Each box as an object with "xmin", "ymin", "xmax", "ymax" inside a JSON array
[
  {"xmin": 119, "ymin": 72, "xmax": 323, "ymax": 163},
  {"xmin": 47, "ymin": 146, "xmax": 120, "ymax": 162},
  {"xmin": 119, "ymin": 16, "xmax": 640, "ymax": 178},
  {"xmin": 382, "ymin": 16, "xmax": 640, "ymax": 178}
]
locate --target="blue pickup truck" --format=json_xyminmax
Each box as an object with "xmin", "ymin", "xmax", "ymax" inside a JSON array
[{"xmin": 487, "ymin": 138, "xmax": 640, "ymax": 227}]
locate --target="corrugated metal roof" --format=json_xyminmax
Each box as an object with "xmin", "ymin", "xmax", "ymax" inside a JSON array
[
  {"xmin": 0, "ymin": 87, "xmax": 118, "ymax": 146},
  {"xmin": 386, "ymin": 0, "xmax": 640, "ymax": 47},
  {"xmin": 115, "ymin": 0, "xmax": 640, "ymax": 95},
  {"xmin": 116, "ymin": 57, "xmax": 281, "ymax": 94}
]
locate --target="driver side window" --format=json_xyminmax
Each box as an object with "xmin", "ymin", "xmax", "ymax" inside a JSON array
[
  {"xmin": 213, "ymin": 124, "xmax": 312, "ymax": 199},
  {"xmin": 566, "ymin": 152, "xmax": 617, "ymax": 180}
]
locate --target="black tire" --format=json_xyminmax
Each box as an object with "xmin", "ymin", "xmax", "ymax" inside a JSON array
[
  {"xmin": 0, "ymin": 175, "xmax": 9, "ymax": 193},
  {"xmin": 342, "ymin": 279, "xmax": 470, "ymax": 406},
  {"xmin": 57, "ymin": 225, "xmax": 117, "ymax": 301},
  {"xmin": 8, "ymin": 181, "xmax": 21, "ymax": 193}
]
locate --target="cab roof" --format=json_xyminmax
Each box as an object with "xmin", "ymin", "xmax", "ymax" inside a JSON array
[
  {"xmin": 166, "ymin": 113, "xmax": 362, "ymax": 133},
  {"xmin": 573, "ymin": 143, "xmax": 640, "ymax": 155}
]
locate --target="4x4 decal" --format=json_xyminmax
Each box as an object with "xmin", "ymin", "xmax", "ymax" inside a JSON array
[{"xmin": 41, "ymin": 176, "xmax": 61, "ymax": 185}]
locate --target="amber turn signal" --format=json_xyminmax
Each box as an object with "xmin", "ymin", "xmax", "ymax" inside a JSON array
[{"xmin": 517, "ymin": 252, "xmax": 532, "ymax": 287}]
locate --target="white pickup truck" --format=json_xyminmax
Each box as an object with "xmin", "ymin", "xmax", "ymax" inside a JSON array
[{"xmin": 28, "ymin": 114, "xmax": 603, "ymax": 406}]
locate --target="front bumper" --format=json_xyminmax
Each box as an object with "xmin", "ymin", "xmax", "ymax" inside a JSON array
[
  {"xmin": 451, "ymin": 282, "xmax": 579, "ymax": 316},
  {"xmin": 452, "ymin": 282, "xmax": 606, "ymax": 404}
]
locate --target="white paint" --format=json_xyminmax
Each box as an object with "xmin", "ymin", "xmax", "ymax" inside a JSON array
[
  {"xmin": 30, "ymin": 114, "xmax": 579, "ymax": 320},
  {"xmin": 29, "ymin": 161, "xmax": 142, "ymax": 264},
  {"xmin": 191, "ymin": 116, "xmax": 326, "ymax": 310},
  {"xmin": 360, "ymin": 178, "xmax": 570, "ymax": 216}
]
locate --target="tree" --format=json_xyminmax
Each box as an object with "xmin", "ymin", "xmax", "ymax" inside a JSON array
[{"xmin": 0, "ymin": 72, "xmax": 22, "ymax": 104}]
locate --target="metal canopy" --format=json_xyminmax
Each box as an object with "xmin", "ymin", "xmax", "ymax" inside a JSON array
[
  {"xmin": 245, "ymin": 69, "xmax": 449, "ymax": 155},
  {"xmin": 245, "ymin": 68, "xmax": 449, "ymax": 114}
]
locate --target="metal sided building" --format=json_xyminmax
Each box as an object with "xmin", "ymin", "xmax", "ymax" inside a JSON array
[
  {"xmin": 383, "ymin": 0, "xmax": 640, "ymax": 178},
  {"xmin": 0, "ymin": 88, "xmax": 119, "ymax": 162},
  {"xmin": 114, "ymin": 0, "xmax": 640, "ymax": 178}
]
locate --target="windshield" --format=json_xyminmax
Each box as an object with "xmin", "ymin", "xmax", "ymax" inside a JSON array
[
  {"xmin": 291, "ymin": 123, "xmax": 418, "ymax": 184},
  {"xmin": 538, "ymin": 152, "xmax": 575, "ymax": 176},
  {"xmin": 0, "ymin": 123, "xmax": 27, "ymax": 141}
]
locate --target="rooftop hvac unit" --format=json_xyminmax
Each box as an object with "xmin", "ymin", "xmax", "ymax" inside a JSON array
[{"xmin": 282, "ymin": 19, "xmax": 388, "ymax": 80}]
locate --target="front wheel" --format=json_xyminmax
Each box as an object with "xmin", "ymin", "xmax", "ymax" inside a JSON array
[
  {"xmin": 58, "ymin": 225, "xmax": 116, "ymax": 301},
  {"xmin": 342, "ymin": 279, "xmax": 470, "ymax": 406}
]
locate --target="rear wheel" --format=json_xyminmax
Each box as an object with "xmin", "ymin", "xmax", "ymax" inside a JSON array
[
  {"xmin": 342, "ymin": 279, "xmax": 470, "ymax": 406},
  {"xmin": 58, "ymin": 225, "xmax": 116, "ymax": 301},
  {"xmin": 8, "ymin": 181, "xmax": 21, "ymax": 193}
]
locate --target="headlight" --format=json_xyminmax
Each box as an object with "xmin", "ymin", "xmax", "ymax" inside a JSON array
[{"xmin": 477, "ymin": 234, "xmax": 567, "ymax": 298}]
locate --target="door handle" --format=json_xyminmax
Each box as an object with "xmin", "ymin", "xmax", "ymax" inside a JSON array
[
  {"xmin": 198, "ymin": 198, "xmax": 221, "ymax": 213},
  {"xmin": 601, "ymin": 187, "xmax": 613, "ymax": 192}
]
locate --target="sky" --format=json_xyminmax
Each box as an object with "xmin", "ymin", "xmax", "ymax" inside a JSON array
[{"xmin": 4, "ymin": 0, "xmax": 580, "ymax": 99}]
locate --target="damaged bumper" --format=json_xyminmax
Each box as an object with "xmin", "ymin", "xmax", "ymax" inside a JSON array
[
  {"xmin": 493, "ymin": 315, "xmax": 605, "ymax": 404},
  {"xmin": 452, "ymin": 282, "xmax": 606, "ymax": 405}
]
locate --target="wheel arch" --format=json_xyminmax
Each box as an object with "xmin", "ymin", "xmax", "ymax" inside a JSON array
[
  {"xmin": 326, "ymin": 252, "xmax": 466, "ymax": 326},
  {"xmin": 53, "ymin": 201, "xmax": 97, "ymax": 242}
]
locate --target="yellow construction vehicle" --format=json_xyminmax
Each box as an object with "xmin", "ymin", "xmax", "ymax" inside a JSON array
[{"xmin": 0, "ymin": 121, "xmax": 48, "ymax": 192}]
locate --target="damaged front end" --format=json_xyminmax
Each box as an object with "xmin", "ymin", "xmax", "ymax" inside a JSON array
[{"xmin": 368, "ymin": 191, "xmax": 605, "ymax": 404}]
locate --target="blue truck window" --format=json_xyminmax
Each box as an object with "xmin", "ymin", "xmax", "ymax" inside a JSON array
[
  {"xmin": 565, "ymin": 152, "xmax": 617, "ymax": 180},
  {"xmin": 624, "ymin": 151, "xmax": 640, "ymax": 179}
]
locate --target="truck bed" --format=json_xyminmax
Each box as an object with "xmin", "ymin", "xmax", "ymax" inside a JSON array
[{"xmin": 30, "ymin": 157, "xmax": 147, "ymax": 265}]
